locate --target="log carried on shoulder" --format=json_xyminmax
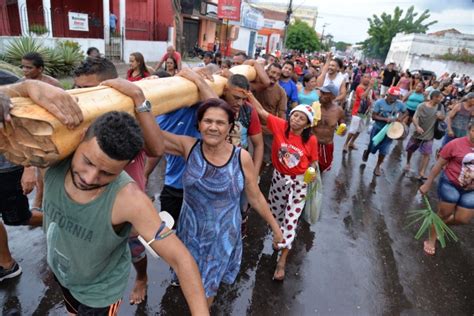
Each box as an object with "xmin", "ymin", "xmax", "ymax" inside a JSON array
[{"xmin": 0, "ymin": 65, "xmax": 256, "ymax": 167}]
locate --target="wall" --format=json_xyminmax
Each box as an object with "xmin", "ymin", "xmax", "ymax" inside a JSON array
[
  {"xmin": 406, "ymin": 55, "xmax": 474, "ymax": 78},
  {"xmin": 386, "ymin": 32, "xmax": 474, "ymax": 66},
  {"xmin": 232, "ymin": 27, "xmax": 252, "ymax": 53},
  {"xmin": 199, "ymin": 19, "xmax": 217, "ymax": 51},
  {"xmin": 0, "ymin": 36, "xmax": 104, "ymax": 55},
  {"xmin": 123, "ymin": 39, "xmax": 167, "ymax": 62}
]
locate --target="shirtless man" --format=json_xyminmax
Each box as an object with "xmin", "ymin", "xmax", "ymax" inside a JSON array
[
  {"xmin": 20, "ymin": 52, "xmax": 61, "ymax": 88},
  {"xmin": 252, "ymin": 63, "xmax": 287, "ymax": 166},
  {"xmin": 312, "ymin": 83, "xmax": 345, "ymax": 172}
]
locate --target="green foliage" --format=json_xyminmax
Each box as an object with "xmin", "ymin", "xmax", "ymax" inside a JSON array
[
  {"xmin": 4, "ymin": 37, "xmax": 84, "ymax": 77},
  {"xmin": 286, "ymin": 19, "xmax": 320, "ymax": 53},
  {"xmin": 407, "ymin": 195, "xmax": 458, "ymax": 248},
  {"xmin": 29, "ymin": 24, "xmax": 48, "ymax": 36},
  {"xmin": 360, "ymin": 6, "xmax": 437, "ymax": 60},
  {"xmin": 335, "ymin": 41, "xmax": 350, "ymax": 52},
  {"xmin": 437, "ymin": 48, "xmax": 474, "ymax": 64}
]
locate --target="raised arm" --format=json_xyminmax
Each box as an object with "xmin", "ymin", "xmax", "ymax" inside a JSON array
[
  {"xmin": 246, "ymin": 91, "xmax": 269, "ymax": 124},
  {"xmin": 177, "ymin": 68, "xmax": 218, "ymax": 100},
  {"xmin": 115, "ymin": 186, "xmax": 209, "ymax": 315},
  {"xmin": 244, "ymin": 59, "xmax": 270, "ymax": 92},
  {"xmin": 315, "ymin": 53, "xmax": 332, "ymax": 87}
]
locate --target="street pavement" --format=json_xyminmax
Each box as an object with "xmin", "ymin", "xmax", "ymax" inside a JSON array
[{"xmin": 1, "ymin": 122, "xmax": 473, "ymax": 315}]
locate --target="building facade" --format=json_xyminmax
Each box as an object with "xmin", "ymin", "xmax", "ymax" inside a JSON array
[{"xmin": 386, "ymin": 29, "xmax": 474, "ymax": 77}]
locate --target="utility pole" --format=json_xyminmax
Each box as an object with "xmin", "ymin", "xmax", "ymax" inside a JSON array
[{"xmin": 283, "ymin": 0, "xmax": 293, "ymax": 51}]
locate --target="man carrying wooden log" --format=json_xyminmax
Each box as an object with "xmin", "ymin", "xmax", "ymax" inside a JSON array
[
  {"xmin": 0, "ymin": 75, "xmax": 209, "ymax": 315},
  {"xmin": 71, "ymin": 56, "xmax": 163, "ymax": 305}
]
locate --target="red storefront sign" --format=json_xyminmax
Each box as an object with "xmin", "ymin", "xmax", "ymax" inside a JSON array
[{"xmin": 217, "ymin": 0, "xmax": 241, "ymax": 21}]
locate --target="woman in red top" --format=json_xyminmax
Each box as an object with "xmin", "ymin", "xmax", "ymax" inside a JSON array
[
  {"xmin": 127, "ymin": 52, "xmax": 150, "ymax": 82},
  {"xmin": 165, "ymin": 56, "xmax": 178, "ymax": 77},
  {"xmin": 420, "ymin": 122, "xmax": 474, "ymax": 255},
  {"xmin": 248, "ymin": 93, "xmax": 318, "ymax": 281}
]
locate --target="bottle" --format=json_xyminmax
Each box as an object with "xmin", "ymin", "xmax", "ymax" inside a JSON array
[
  {"xmin": 336, "ymin": 123, "xmax": 347, "ymax": 135},
  {"xmin": 304, "ymin": 167, "xmax": 316, "ymax": 183}
]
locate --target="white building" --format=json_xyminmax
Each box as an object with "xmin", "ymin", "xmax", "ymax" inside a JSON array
[
  {"xmin": 386, "ymin": 29, "xmax": 474, "ymax": 77},
  {"xmin": 230, "ymin": 2, "xmax": 264, "ymax": 57}
]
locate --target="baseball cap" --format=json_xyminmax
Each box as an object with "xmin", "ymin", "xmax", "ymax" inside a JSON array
[
  {"xmin": 290, "ymin": 104, "xmax": 314, "ymax": 124},
  {"xmin": 387, "ymin": 86, "xmax": 401, "ymax": 96},
  {"xmin": 317, "ymin": 83, "xmax": 339, "ymax": 97}
]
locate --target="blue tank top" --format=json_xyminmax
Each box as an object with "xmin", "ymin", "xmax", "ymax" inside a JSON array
[
  {"xmin": 298, "ymin": 89, "xmax": 319, "ymax": 105},
  {"xmin": 406, "ymin": 92, "xmax": 425, "ymax": 111}
]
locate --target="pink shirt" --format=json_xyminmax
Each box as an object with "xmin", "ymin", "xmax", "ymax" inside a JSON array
[
  {"xmin": 124, "ymin": 150, "xmax": 146, "ymax": 191},
  {"xmin": 440, "ymin": 136, "xmax": 474, "ymax": 189}
]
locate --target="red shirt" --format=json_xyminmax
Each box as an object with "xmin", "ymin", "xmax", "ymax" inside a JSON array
[
  {"xmin": 127, "ymin": 69, "xmax": 150, "ymax": 82},
  {"xmin": 161, "ymin": 52, "xmax": 182, "ymax": 64},
  {"xmin": 124, "ymin": 150, "xmax": 147, "ymax": 191},
  {"xmin": 440, "ymin": 136, "xmax": 474, "ymax": 189},
  {"xmin": 267, "ymin": 114, "xmax": 318, "ymax": 176}
]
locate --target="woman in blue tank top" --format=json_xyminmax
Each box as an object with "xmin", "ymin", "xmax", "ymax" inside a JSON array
[
  {"xmin": 403, "ymin": 82, "xmax": 426, "ymax": 127},
  {"xmin": 298, "ymin": 73, "xmax": 319, "ymax": 105},
  {"xmin": 162, "ymin": 98, "xmax": 283, "ymax": 306}
]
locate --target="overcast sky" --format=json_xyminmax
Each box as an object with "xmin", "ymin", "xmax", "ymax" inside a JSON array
[{"xmin": 255, "ymin": 0, "xmax": 474, "ymax": 44}]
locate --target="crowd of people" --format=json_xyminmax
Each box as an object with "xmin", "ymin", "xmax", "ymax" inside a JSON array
[{"xmin": 0, "ymin": 44, "xmax": 472, "ymax": 314}]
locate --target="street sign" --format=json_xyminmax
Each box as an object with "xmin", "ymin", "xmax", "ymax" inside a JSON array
[{"xmin": 217, "ymin": 0, "xmax": 241, "ymax": 21}]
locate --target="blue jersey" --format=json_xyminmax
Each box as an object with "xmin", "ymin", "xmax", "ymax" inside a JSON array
[{"xmin": 156, "ymin": 106, "xmax": 200, "ymax": 189}]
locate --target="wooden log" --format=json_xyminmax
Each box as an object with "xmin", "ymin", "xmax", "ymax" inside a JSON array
[{"xmin": 0, "ymin": 65, "xmax": 256, "ymax": 167}]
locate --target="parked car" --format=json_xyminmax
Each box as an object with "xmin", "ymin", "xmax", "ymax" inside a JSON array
[{"xmin": 410, "ymin": 69, "xmax": 436, "ymax": 82}]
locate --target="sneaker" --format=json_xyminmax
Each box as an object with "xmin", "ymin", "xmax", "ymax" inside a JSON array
[
  {"xmin": 0, "ymin": 261, "xmax": 22, "ymax": 282},
  {"xmin": 362, "ymin": 149, "xmax": 369, "ymax": 162}
]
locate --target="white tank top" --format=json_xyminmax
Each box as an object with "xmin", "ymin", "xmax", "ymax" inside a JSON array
[{"xmin": 323, "ymin": 72, "xmax": 345, "ymax": 94}]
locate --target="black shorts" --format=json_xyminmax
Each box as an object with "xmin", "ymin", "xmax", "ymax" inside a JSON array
[
  {"xmin": 0, "ymin": 168, "xmax": 31, "ymax": 226},
  {"xmin": 159, "ymin": 185, "xmax": 183, "ymax": 223},
  {"xmin": 54, "ymin": 275, "xmax": 122, "ymax": 315}
]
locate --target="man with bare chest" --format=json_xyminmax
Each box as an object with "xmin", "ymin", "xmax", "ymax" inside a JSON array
[{"xmin": 312, "ymin": 84, "xmax": 345, "ymax": 172}]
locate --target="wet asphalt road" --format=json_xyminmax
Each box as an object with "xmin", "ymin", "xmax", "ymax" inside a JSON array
[{"xmin": 1, "ymin": 127, "xmax": 473, "ymax": 315}]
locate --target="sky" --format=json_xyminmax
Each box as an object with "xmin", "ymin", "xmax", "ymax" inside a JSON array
[{"xmin": 253, "ymin": 0, "xmax": 474, "ymax": 44}]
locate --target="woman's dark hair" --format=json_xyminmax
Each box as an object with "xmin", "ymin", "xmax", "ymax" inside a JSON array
[
  {"xmin": 196, "ymin": 98, "xmax": 235, "ymax": 128},
  {"xmin": 303, "ymin": 73, "xmax": 315, "ymax": 87},
  {"xmin": 130, "ymin": 52, "xmax": 148, "ymax": 78},
  {"xmin": 165, "ymin": 56, "xmax": 178, "ymax": 71},
  {"xmin": 284, "ymin": 112, "xmax": 312, "ymax": 143},
  {"xmin": 84, "ymin": 111, "xmax": 144, "ymax": 161}
]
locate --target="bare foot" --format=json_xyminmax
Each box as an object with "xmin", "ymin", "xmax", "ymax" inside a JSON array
[
  {"xmin": 273, "ymin": 263, "xmax": 285, "ymax": 281},
  {"xmin": 374, "ymin": 168, "xmax": 382, "ymax": 176},
  {"xmin": 130, "ymin": 277, "xmax": 148, "ymax": 305},
  {"xmin": 423, "ymin": 240, "xmax": 436, "ymax": 256}
]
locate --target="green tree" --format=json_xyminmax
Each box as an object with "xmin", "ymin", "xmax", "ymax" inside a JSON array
[
  {"xmin": 286, "ymin": 19, "xmax": 320, "ymax": 53},
  {"xmin": 335, "ymin": 41, "xmax": 350, "ymax": 52},
  {"xmin": 360, "ymin": 6, "xmax": 437, "ymax": 59}
]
